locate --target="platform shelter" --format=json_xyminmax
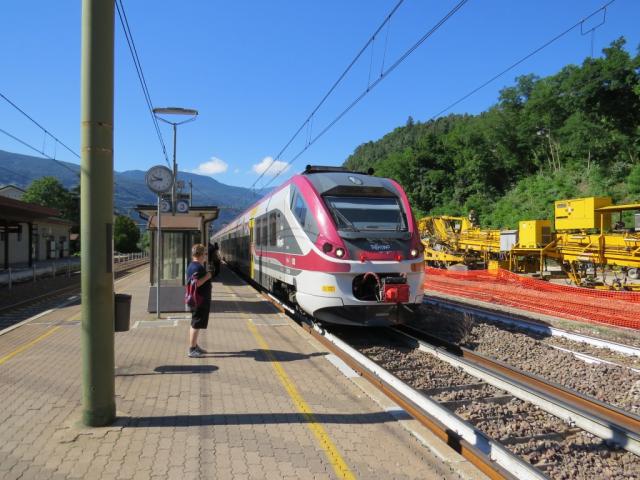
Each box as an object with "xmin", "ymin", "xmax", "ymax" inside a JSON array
[{"xmin": 137, "ymin": 205, "xmax": 218, "ymax": 312}]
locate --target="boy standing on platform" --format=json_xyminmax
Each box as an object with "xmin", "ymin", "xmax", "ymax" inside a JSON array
[{"xmin": 186, "ymin": 243, "xmax": 212, "ymax": 358}]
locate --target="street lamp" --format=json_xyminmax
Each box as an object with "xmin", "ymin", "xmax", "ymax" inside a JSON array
[{"xmin": 153, "ymin": 107, "xmax": 198, "ymax": 214}]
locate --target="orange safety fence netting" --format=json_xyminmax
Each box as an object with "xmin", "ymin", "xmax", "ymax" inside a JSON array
[{"xmin": 423, "ymin": 267, "xmax": 640, "ymax": 330}]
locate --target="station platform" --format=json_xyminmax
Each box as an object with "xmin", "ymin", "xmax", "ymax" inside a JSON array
[{"xmin": 0, "ymin": 266, "xmax": 484, "ymax": 480}]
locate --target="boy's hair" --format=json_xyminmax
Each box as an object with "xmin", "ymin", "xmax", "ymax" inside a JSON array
[{"xmin": 191, "ymin": 243, "xmax": 206, "ymax": 258}]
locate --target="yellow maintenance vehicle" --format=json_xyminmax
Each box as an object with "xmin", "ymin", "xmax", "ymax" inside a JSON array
[
  {"xmin": 552, "ymin": 197, "xmax": 640, "ymax": 290},
  {"xmin": 418, "ymin": 215, "xmax": 500, "ymax": 268},
  {"xmin": 419, "ymin": 196, "xmax": 640, "ymax": 290}
]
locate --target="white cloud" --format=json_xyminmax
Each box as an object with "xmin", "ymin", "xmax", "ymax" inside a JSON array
[
  {"xmin": 252, "ymin": 156, "xmax": 290, "ymax": 176},
  {"xmin": 193, "ymin": 157, "xmax": 228, "ymax": 175}
]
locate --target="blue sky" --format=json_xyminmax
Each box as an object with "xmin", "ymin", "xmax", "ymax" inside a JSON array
[{"xmin": 1, "ymin": 1, "xmax": 639, "ymax": 190}]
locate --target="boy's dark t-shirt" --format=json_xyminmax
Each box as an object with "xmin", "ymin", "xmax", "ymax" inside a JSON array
[{"xmin": 187, "ymin": 261, "xmax": 212, "ymax": 300}]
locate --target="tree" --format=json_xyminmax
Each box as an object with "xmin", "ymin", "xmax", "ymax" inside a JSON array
[
  {"xmin": 342, "ymin": 38, "xmax": 640, "ymax": 227},
  {"xmin": 629, "ymin": 164, "xmax": 640, "ymax": 198},
  {"xmin": 137, "ymin": 230, "xmax": 150, "ymax": 253},
  {"xmin": 114, "ymin": 215, "xmax": 140, "ymax": 253},
  {"xmin": 23, "ymin": 177, "xmax": 75, "ymax": 221}
]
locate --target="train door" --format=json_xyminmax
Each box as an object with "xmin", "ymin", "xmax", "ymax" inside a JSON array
[
  {"xmin": 259, "ymin": 216, "xmax": 266, "ymax": 287},
  {"xmin": 249, "ymin": 217, "xmax": 255, "ymax": 280}
]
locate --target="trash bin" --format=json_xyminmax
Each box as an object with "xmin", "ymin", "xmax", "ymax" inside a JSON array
[{"xmin": 114, "ymin": 293, "xmax": 132, "ymax": 332}]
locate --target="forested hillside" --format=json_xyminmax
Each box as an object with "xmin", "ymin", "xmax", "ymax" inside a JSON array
[{"xmin": 344, "ymin": 39, "xmax": 640, "ymax": 228}]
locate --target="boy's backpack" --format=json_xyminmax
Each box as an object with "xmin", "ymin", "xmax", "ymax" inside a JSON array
[{"xmin": 185, "ymin": 273, "xmax": 202, "ymax": 308}]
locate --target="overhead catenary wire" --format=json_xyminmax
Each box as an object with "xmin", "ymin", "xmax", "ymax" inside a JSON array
[
  {"xmin": 262, "ymin": 0, "xmax": 469, "ymax": 190},
  {"xmin": 0, "ymin": 126, "xmax": 80, "ymax": 178},
  {"xmin": 263, "ymin": 0, "xmax": 615, "ymax": 190},
  {"xmin": 250, "ymin": 0, "xmax": 406, "ymax": 190},
  {"xmin": 115, "ymin": 0, "xmax": 171, "ymax": 169},
  {"xmin": 0, "ymin": 92, "xmax": 80, "ymax": 159},
  {"xmin": 426, "ymin": 0, "xmax": 615, "ymax": 122},
  {"xmin": 0, "ymin": 126, "xmax": 143, "ymax": 200}
]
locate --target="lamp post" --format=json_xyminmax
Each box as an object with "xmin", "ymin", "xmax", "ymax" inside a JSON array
[{"xmin": 152, "ymin": 107, "xmax": 198, "ymax": 214}]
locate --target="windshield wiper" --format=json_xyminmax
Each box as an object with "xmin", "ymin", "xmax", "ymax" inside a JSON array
[
  {"xmin": 329, "ymin": 205, "xmax": 359, "ymax": 232},
  {"xmin": 397, "ymin": 211, "xmax": 408, "ymax": 231}
]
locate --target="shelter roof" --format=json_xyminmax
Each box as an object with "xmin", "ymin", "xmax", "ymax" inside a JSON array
[
  {"xmin": 0, "ymin": 196, "xmax": 61, "ymax": 222},
  {"xmin": 147, "ymin": 214, "xmax": 203, "ymax": 231},
  {"xmin": 136, "ymin": 204, "xmax": 219, "ymax": 223}
]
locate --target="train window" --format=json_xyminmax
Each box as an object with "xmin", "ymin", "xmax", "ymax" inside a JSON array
[
  {"xmin": 294, "ymin": 194, "xmax": 307, "ymax": 227},
  {"xmin": 255, "ymin": 218, "xmax": 261, "ymax": 246},
  {"xmin": 324, "ymin": 196, "xmax": 406, "ymax": 231},
  {"xmin": 261, "ymin": 217, "xmax": 268, "ymax": 246},
  {"xmin": 269, "ymin": 212, "xmax": 277, "ymax": 246}
]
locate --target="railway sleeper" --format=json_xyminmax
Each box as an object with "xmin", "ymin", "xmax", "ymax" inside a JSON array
[
  {"xmin": 440, "ymin": 394, "xmax": 514, "ymax": 409},
  {"xmin": 422, "ymin": 382, "xmax": 487, "ymax": 396},
  {"xmin": 500, "ymin": 428, "xmax": 583, "ymax": 446}
]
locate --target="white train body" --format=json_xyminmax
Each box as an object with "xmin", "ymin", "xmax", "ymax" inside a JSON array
[{"xmin": 213, "ymin": 166, "xmax": 424, "ymax": 326}]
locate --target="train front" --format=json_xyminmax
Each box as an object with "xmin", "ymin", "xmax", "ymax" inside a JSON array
[{"xmin": 295, "ymin": 168, "xmax": 424, "ymax": 326}]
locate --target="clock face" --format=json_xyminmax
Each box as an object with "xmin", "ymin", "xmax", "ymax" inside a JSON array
[
  {"xmin": 176, "ymin": 200, "xmax": 189, "ymax": 213},
  {"xmin": 160, "ymin": 199, "xmax": 171, "ymax": 213},
  {"xmin": 145, "ymin": 165, "xmax": 174, "ymax": 193}
]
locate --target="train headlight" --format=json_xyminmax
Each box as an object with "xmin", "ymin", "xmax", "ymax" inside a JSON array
[
  {"xmin": 410, "ymin": 248, "xmax": 419, "ymax": 258},
  {"xmin": 335, "ymin": 248, "xmax": 345, "ymax": 258}
]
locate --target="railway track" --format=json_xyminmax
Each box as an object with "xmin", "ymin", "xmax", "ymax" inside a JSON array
[
  {"xmin": 231, "ymin": 267, "xmax": 640, "ymax": 478},
  {"xmin": 334, "ymin": 325, "xmax": 640, "ymax": 479},
  {"xmin": 0, "ymin": 259, "xmax": 149, "ymax": 334},
  {"xmin": 395, "ymin": 324, "xmax": 640, "ymax": 451},
  {"xmin": 256, "ymin": 290, "xmax": 537, "ymax": 479},
  {"xmin": 419, "ymin": 296, "xmax": 640, "ymax": 413},
  {"xmin": 423, "ymin": 295, "xmax": 640, "ymax": 353}
]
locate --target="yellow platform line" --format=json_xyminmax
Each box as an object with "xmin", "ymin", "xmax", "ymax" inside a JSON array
[
  {"xmin": 247, "ymin": 320, "xmax": 356, "ymax": 480},
  {"xmin": 0, "ymin": 264, "xmax": 147, "ymax": 367},
  {"xmin": 0, "ymin": 326, "xmax": 61, "ymax": 366}
]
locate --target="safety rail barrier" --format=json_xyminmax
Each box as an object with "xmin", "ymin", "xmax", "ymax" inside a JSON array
[
  {"xmin": 424, "ymin": 267, "xmax": 640, "ymax": 330},
  {"xmin": 0, "ymin": 251, "xmax": 149, "ymax": 289}
]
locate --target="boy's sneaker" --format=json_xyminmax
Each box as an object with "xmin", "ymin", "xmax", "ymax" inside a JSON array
[
  {"xmin": 188, "ymin": 348, "xmax": 203, "ymax": 358},
  {"xmin": 194, "ymin": 345, "xmax": 209, "ymax": 354}
]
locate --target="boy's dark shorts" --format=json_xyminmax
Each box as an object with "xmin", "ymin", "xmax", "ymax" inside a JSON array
[{"xmin": 191, "ymin": 301, "xmax": 210, "ymax": 329}]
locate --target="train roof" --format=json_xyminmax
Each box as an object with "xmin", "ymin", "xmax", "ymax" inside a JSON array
[{"xmin": 301, "ymin": 169, "xmax": 398, "ymax": 197}]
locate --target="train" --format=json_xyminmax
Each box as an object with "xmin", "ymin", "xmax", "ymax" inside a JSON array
[{"xmin": 212, "ymin": 165, "xmax": 425, "ymax": 326}]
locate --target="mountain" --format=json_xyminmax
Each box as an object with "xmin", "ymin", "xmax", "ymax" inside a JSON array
[{"xmin": 0, "ymin": 149, "xmax": 271, "ymax": 229}]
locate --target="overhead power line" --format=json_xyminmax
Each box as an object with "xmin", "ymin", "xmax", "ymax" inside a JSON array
[
  {"xmin": 0, "ymin": 126, "xmax": 80, "ymax": 178},
  {"xmin": 0, "ymin": 126, "xmax": 143, "ymax": 200},
  {"xmin": 427, "ymin": 0, "xmax": 615, "ymax": 122},
  {"xmin": 262, "ymin": 0, "xmax": 469, "ymax": 189},
  {"xmin": 250, "ymin": 0, "xmax": 406, "ymax": 189},
  {"xmin": 0, "ymin": 92, "xmax": 80, "ymax": 159},
  {"xmin": 115, "ymin": 0, "xmax": 171, "ymax": 168}
]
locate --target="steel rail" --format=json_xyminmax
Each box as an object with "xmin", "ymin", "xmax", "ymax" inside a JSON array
[
  {"xmin": 0, "ymin": 259, "xmax": 148, "ymax": 318},
  {"xmin": 395, "ymin": 324, "xmax": 640, "ymax": 456},
  {"xmin": 307, "ymin": 324, "xmax": 544, "ymax": 480},
  {"xmin": 423, "ymin": 295, "xmax": 640, "ymax": 357},
  {"xmin": 253, "ymin": 290, "xmax": 541, "ymax": 480}
]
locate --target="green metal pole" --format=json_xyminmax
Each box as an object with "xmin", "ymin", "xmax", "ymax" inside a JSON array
[
  {"xmin": 80, "ymin": 0, "xmax": 116, "ymax": 427},
  {"xmin": 172, "ymin": 123, "xmax": 177, "ymax": 215}
]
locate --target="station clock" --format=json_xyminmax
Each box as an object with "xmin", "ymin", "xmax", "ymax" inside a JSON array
[{"xmin": 145, "ymin": 165, "xmax": 174, "ymax": 194}]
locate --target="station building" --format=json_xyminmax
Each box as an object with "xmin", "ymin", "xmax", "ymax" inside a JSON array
[{"xmin": 0, "ymin": 185, "xmax": 73, "ymax": 269}]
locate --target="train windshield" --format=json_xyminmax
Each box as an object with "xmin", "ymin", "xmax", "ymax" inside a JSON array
[{"xmin": 324, "ymin": 196, "xmax": 407, "ymax": 232}]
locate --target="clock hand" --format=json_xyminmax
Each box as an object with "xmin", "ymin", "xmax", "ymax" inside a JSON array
[{"xmin": 151, "ymin": 175, "xmax": 162, "ymax": 182}]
